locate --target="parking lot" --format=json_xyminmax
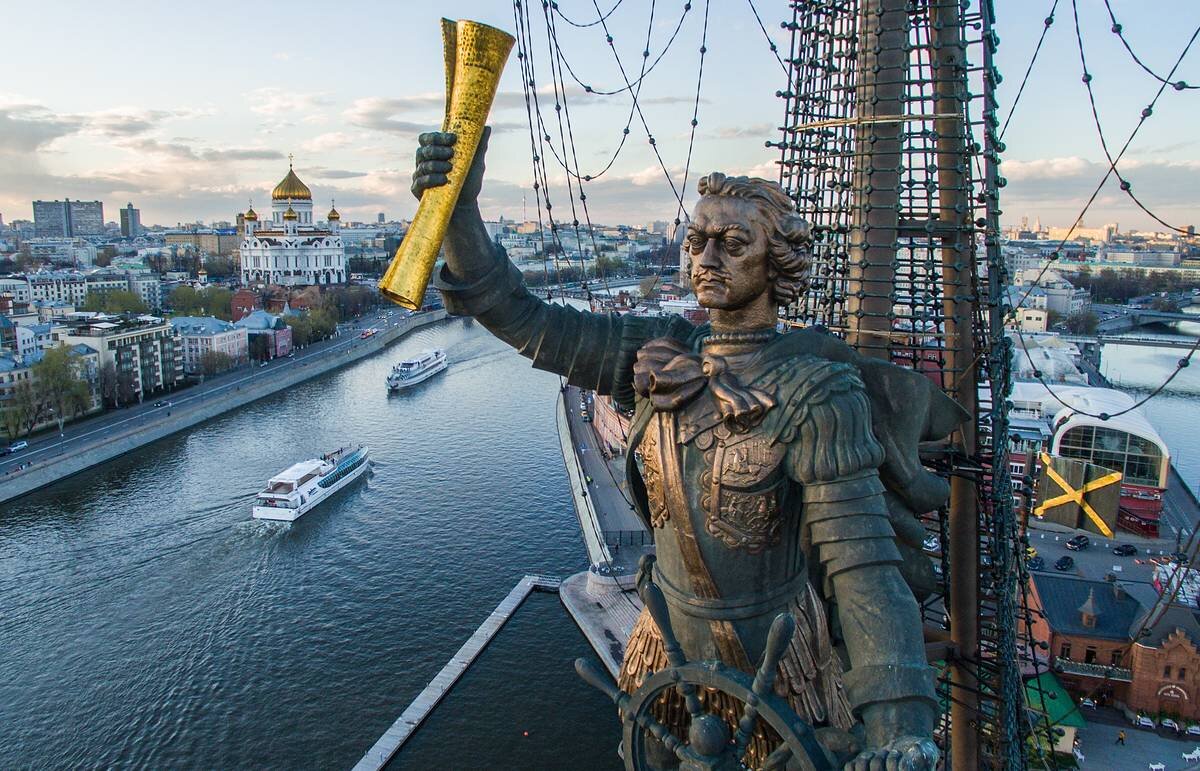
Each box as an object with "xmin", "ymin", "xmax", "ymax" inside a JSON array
[{"xmin": 1077, "ymin": 705, "xmax": 1200, "ymax": 770}]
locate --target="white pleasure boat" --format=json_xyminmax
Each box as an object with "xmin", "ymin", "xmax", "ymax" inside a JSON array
[
  {"xmin": 387, "ymin": 348, "xmax": 447, "ymax": 390},
  {"xmin": 251, "ymin": 445, "xmax": 370, "ymax": 521}
]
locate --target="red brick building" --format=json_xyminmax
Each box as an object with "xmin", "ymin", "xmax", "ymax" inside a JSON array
[{"xmin": 1030, "ymin": 572, "xmax": 1200, "ymax": 720}]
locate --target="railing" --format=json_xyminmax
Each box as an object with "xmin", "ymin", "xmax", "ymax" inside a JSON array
[
  {"xmin": 602, "ymin": 529, "xmax": 655, "ymax": 547},
  {"xmin": 1054, "ymin": 659, "xmax": 1133, "ymax": 682}
]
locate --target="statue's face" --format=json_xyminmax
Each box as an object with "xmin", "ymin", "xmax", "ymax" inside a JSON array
[{"xmin": 686, "ymin": 195, "xmax": 772, "ymax": 310}]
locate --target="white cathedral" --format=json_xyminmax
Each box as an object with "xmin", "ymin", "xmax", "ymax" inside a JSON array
[{"xmin": 239, "ymin": 161, "xmax": 347, "ymax": 286}]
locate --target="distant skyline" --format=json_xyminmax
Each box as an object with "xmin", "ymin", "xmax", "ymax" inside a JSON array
[{"xmin": 1, "ymin": 1, "xmax": 1197, "ymax": 230}]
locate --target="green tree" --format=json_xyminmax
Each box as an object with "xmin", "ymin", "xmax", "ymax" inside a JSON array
[
  {"xmin": 33, "ymin": 345, "xmax": 93, "ymax": 431},
  {"xmin": 84, "ymin": 290, "xmax": 147, "ymax": 314},
  {"xmin": 169, "ymin": 286, "xmax": 203, "ymax": 315},
  {"xmin": 204, "ymin": 255, "xmax": 237, "ymax": 279},
  {"xmin": 285, "ymin": 315, "xmax": 312, "ymax": 347},
  {"xmin": 204, "ymin": 287, "xmax": 234, "ymax": 320},
  {"xmin": 249, "ymin": 334, "xmax": 271, "ymax": 361},
  {"xmin": 3, "ymin": 382, "xmax": 37, "ymax": 438},
  {"xmin": 95, "ymin": 245, "xmax": 117, "ymax": 268},
  {"xmin": 199, "ymin": 350, "xmax": 234, "ymax": 376},
  {"xmin": 639, "ymin": 275, "xmax": 662, "ymax": 300}
]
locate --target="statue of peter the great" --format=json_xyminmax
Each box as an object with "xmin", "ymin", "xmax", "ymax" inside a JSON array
[{"xmin": 412, "ymin": 127, "xmax": 964, "ymax": 770}]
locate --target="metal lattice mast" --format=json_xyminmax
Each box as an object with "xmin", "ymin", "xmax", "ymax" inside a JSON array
[{"xmin": 772, "ymin": 0, "xmax": 1023, "ymax": 765}]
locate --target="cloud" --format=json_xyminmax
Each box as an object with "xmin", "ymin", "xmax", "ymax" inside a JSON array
[
  {"xmin": 302, "ymin": 131, "xmax": 355, "ymax": 153},
  {"xmin": 345, "ymin": 97, "xmax": 432, "ymax": 134},
  {"xmin": 119, "ymin": 137, "xmax": 283, "ymax": 163},
  {"xmin": 301, "ymin": 166, "xmax": 368, "ymax": 179},
  {"xmin": 245, "ymin": 88, "xmax": 332, "ymax": 116},
  {"xmin": 0, "ymin": 103, "xmax": 86, "ymax": 153},
  {"xmin": 710, "ymin": 123, "xmax": 774, "ymax": 140}
]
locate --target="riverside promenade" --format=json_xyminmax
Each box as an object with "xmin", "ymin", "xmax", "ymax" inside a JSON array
[
  {"xmin": 556, "ymin": 385, "xmax": 650, "ymax": 677},
  {"xmin": 0, "ymin": 308, "xmax": 446, "ymax": 505}
]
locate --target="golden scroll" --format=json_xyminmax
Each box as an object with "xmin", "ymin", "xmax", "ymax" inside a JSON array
[{"xmin": 379, "ymin": 19, "xmax": 515, "ymax": 310}]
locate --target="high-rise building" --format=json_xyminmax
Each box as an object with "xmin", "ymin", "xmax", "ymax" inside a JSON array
[
  {"xmin": 32, "ymin": 199, "xmax": 105, "ymax": 237},
  {"xmin": 377, "ymin": 212, "xmax": 385, "ymax": 224},
  {"xmin": 120, "ymin": 203, "xmax": 142, "ymax": 238}
]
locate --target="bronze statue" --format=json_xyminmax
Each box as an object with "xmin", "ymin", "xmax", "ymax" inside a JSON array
[{"xmin": 411, "ymin": 126, "xmax": 964, "ymax": 770}]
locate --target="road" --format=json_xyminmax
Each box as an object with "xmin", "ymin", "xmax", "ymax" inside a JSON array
[
  {"xmin": 0, "ymin": 309, "xmax": 414, "ymax": 479},
  {"xmin": 561, "ymin": 385, "xmax": 648, "ymax": 571}
]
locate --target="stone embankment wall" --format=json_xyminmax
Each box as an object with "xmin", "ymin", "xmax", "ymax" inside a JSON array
[{"xmin": 0, "ymin": 310, "xmax": 446, "ymax": 505}]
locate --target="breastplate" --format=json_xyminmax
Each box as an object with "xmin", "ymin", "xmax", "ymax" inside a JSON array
[{"xmin": 640, "ymin": 396, "xmax": 786, "ymax": 555}]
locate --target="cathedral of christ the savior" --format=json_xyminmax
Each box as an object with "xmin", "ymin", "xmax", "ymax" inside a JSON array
[{"xmin": 239, "ymin": 160, "xmax": 347, "ymax": 287}]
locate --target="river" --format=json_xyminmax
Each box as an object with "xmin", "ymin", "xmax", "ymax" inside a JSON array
[
  {"xmin": 4, "ymin": 313, "xmax": 1200, "ymax": 770},
  {"xmin": 0, "ymin": 317, "xmax": 616, "ymax": 769}
]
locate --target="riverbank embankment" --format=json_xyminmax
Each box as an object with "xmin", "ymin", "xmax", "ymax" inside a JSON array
[{"xmin": 0, "ymin": 309, "xmax": 447, "ymax": 505}]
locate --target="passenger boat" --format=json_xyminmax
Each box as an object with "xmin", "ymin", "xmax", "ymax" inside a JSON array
[
  {"xmin": 251, "ymin": 445, "xmax": 370, "ymax": 521},
  {"xmin": 387, "ymin": 348, "xmax": 447, "ymax": 390}
]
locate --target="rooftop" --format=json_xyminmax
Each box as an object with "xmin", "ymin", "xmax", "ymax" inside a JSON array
[
  {"xmin": 170, "ymin": 316, "xmax": 238, "ymax": 336},
  {"xmin": 1032, "ymin": 573, "xmax": 1144, "ymax": 641}
]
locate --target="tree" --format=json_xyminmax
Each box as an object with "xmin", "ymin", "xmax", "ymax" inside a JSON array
[
  {"xmin": 33, "ymin": 345, "xmax": 93, "ymax": 431},
  {"xmin": 3, "ymin": 382, "xmax": 37, "ymax": 439},
  {"xmin": 99, "ymin": 361, "xmax": 118, "ymax": 408},
  {"xmin": 1045, "ymin": 309, "xmax": 1061, "ymax": 329},
  {"xmin": 204, "ymin": 287, "xmax": 234, "ymax": 320},
  {"xmin": 1063, "ymin": 309, "xmax": 1099, "ymax": 335},
  {"xmin": 199, "ymin": 350, "xmax": 234, "ymax": 376},
  {"xmin": 1151, "ymin": 295, "xmax": 1182, "ymax": 313},
  {"xmin": 249, "ymin": 334, "xmax": 272, "ymax": 361},
  {"xmin": 204, "ymin": 255, "xmax": 237, "ymax": 279},
  {"xmin": 169, "ymin": 286, "xmax": 203, "ymax": 315},
  {"xmin": 117, "ymin": 371, "xmax": 138, "ymax": 405},
  {"xmin": 639, "ymin": 275, "xmax": 662, "ymax": 300},
  {"xmin": 285, "ymin": 315, "xmax": 312, "ymax": 347},
  {"xmin": 83, "ymin": 290, "xmax": 147, "ymax": 315},
  {"xmin": 95, "ymin": 245, "xmax": 117, "ymax": 268}
]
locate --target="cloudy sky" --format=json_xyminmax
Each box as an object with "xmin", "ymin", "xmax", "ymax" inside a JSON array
[{"xmin": 1, "ymin": 0, "xmax": 1196, "ymax": 230}]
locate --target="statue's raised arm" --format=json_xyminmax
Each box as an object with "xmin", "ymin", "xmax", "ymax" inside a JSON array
[{"xmin": 415, "ymin": 128, "xmax": 691, "ymax": 405}]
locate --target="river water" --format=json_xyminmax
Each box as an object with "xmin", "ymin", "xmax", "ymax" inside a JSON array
[
  {"xmin": 0, "ymin": 317, "xmax": 615, "ymax": 769},
  {"xmin": 4, "ymin": 313, "xmax": 1200, "ymax": 770}
]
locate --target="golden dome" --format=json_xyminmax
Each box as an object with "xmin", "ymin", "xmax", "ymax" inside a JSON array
[
  {"xmin": 244, "ymin": 207, "xmax": 258, "ymax": 221},
  {"xmin": 272, "ymin": 164, "xmax": 311, "ymax": 201},
  {"xmin": 327, "ymin": 206, "xmax": 340, "ymax": 221},
  {"xmin": 283, "ymin": 206, "xmax": 298, "ymax": 221}
]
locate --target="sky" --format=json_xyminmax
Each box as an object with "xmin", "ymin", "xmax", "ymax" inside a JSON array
[{"xmin": 1, "ymin": 0, "xmax": 1197, "ymax": 231}]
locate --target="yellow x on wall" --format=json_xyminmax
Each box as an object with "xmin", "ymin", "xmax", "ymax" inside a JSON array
[{"xmin": 1033, "ymin": 452, "xmax": 1120, "ymax": 538}]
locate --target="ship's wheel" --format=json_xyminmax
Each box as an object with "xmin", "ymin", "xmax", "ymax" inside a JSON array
[{"xmin": 575, "ymin": 574, "xmax": 833, "ymax": 771}]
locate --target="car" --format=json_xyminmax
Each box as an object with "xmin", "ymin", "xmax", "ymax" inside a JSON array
[
  {"xmin": 260, "ymin": 361, "xmax": 269, "ymax": 368},
  {"xmin": 1054, "ymin": 555, "xmax": 1075, "ymax": 571},
  {"xmin": 923, "ymin": 534, "xmax": 941, "ymax": 553},
  {"xmin": 1161, "ymin": 718, "xmax": 1181, "ymax": 733},
  {"xmin": 1028, "ymin": 556, "xmax": 1045, "ymax": 571},
  {"xmin": 1065, "ymin": 534, "xmax": 1090, "ymax": 551},
  {"xmin": 1133, "ymin": 714, "xmax": 1156, "ymax": 729},
  {"xmin": 1171, "ymin": 551, "xmax": 1190, "ymax": 564},
  {"xmin": 153, "ymin": 400, "xmax": 164, "ymax": 407},
  {"xmin": 1186, "ymin": 723, "xmax": 1200, "ymax": 736},
  {"xmin": 1079, "ymin": 698, "xmax": 1096, "ymax": 710},
  {"xmin": 8, "ymin": 440, "xmax": 28, "ymax": 453},
  {"xmin": 1113, "ymin": 543, "xmax": 1138, "ymax": 556}
]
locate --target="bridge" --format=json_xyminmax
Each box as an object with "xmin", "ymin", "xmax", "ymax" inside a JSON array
[
  {"xmin": 1092, "ymin": 303, "xmax": 1200, "ymax": 334},
  {"xmin": 1058, "ymin": 333, "xmax": 1200, "ymax": 351}
]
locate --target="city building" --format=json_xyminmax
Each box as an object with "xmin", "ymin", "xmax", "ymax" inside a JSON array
[
  {"xmin": 170, "ymin": 316, "xmax": 249, "ymax": 375},
  {"xmin": 52, "ymin": 314, "xmax": 184, "ymax": 401},
  {"xmin": 233, "ymin": 309, "xmax": 292, "ymax": 359},
  {"xmin": 32, "ymin": 199, "xmax": 105, "ymax": 237},
  {"xmin": 230, "ymin": 289, "xmax": 260, "ymax": 322},
  {"xmin": 120, "ymin": 203, "xmax": 142, "ymax": 238},
  {"xmin": 239, "ymin": 163, "xmax": 346, "ymax": 287},
  {"xmin": 24, "ymin": 238, "xmax": 97, "ymax": 268},
  {"xmin": 0, "ymin": 277, "xmax": 33, "ymax": 304},
  {"xmin": 164, "ymin": 229, "xmax": 239, "ymax": 256},
  {"xmin": 126, "ymin": 273, "xmax": 163, "ymax": 311},
  {"xmin": 1030, "ymin": 572, "xmax": 1200, "ymax": 721},
  {"xmin": 28, "ymin": 272, "xmax": 88, "ymax": 305},
  {"xmin": 1013, "ymin": 269, "xmax": 1091, "ymax": 315},
  {"xmin": 0, "ymin": 343, "xmax": 102, "ymax": 429}
]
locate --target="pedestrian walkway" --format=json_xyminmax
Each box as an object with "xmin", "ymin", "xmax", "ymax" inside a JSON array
[{"xmin": 351, "ymin": 574, "xmax": 561, "ymax": 771}]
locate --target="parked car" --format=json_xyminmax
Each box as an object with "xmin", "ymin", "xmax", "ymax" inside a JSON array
[
  {"xmin": 1186, "ymin": 723, "xmax": 1200, "ymax": 736},
  {"xmin": 8, "ymin": 440, "xmax": 29, "ymax": 453},
  {"xmin": 1079, "ymin": 698, "xmax": 1096, "ymax": 709},
  {"xmin": 1028, "ymin": 556, "xmax": 1045, "ymax": 571},
  {"xmin": 1054, "ymin": 555, "xmax": 1075, "ymax": 571},
  {"xmin": 923, "ymin": 534, "xmax": 941, "ymax": 553},
  {"xmin": 1113, "ymin": 543, "xmax": 1138, "ymax": 556},
  {"xmin": 1161, "ymin": 718, "xmax": 1181, "ymax": 733},
  {"xmin": 1133, "ymin": 714, "xmax": 1156, "ymax": 729},
  {"xmin": 1065, "ymin": 534, "xmax": 1090, "ymax": 551}
]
